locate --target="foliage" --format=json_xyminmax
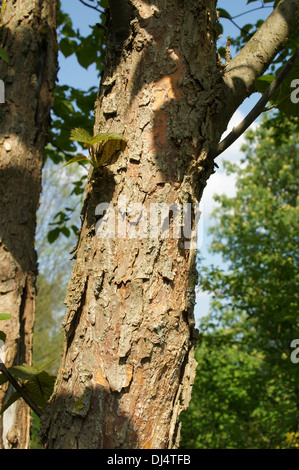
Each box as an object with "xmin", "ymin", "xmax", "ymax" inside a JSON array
[
  {"xmin": 217, "ymin": 0, "xmax": 278, "ymax": 56},
  {"xmin": 63, "ymin": 127, "xmax": 126, "ymax": 169},
  {"xmin": 254, "ymin": 57, "xmax": 299, "ymax": 118},
  {"xmin": 42, "ymin": 0, "xmax": 107, "ymax": 240},
  {"xmin": 0, "ymin": 316, "xmax": 56, "ymax": 419},
  {"xmin": 180, "ymin": 114, "xmax": 299, "ymax": 449},
  {"xmin": 29, "ymin": 157, "xmax": 84, "ymax": 446},
  {"xmin": 34, "ymin": 156, "xmax": 84, "ymax": 370},
  {"xmin": 0, "ymin": 361, "xmax": 56, "ymax": 415},
  {"xmin": 33, "ymin": 274, "xmax": 65, "ymax": 373},
  {"xmin": 0, "ymin": 45, "xmax": 8, "ymax": 63},
  {"xmin": 48, "ymin": 0, "xmax": 107, "ymax": 167},
  {"xmin": 218, "ymin": 1, "xmax": 299, "ymax": 118},
  {"xmin": 30, "ymin": 412, "xmax": 42, "ymax": 449}
]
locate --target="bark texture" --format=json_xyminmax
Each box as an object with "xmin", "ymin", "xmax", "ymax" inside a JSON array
[
  {"xmin": 42, "ymin": 0, "xmax": 224, "ymax": 449},
  {"xmin": 41, "ymin": 0, "xmax": 298, "ymax": 449},
  {"xmin": 0, "ymin": 0, "xmax": 57, "ymax": 449}
]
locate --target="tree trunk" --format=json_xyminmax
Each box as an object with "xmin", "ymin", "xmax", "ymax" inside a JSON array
[
  {"xmin": 41, "ymin": 0, "xmax": 298, "ymax": 449},
  {"xmin": 42, "ymin": 0, "xmax": 224, "ymax": 449},
  {"xmin": 0, "ymin": 0, "xmax": 57, "ymax": 449}
]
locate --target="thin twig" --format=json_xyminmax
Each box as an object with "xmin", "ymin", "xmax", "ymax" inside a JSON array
[
  {"xmin": 230, "ymin": 6, "xmax": 272, "ymax": 20},
  {"xmin": 209, "ymin": 48, "xmax": 299, "ymax": 160},
  {"xmin": 78, "ymin": 0, "xmax": 103, "ymax": 13},
  {"xmin": 0, "ymin": 358, "xmax": 42, "ymax": 417}
]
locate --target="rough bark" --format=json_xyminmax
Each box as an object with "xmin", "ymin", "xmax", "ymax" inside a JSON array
[
  {"xmin": 41, "ymin": 0, "xmax": 298, "ymax": 449},
  {"xmin": 0, "ymin": 0, "xmax": 57, "ymax": 449}
]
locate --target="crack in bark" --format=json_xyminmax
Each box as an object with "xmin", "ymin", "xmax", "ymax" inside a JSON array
[{"xmin": 66, "ymin": 277, "xmax": 89, "ymax": 352}]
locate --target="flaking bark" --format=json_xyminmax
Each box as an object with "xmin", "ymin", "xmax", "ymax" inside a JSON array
[{"xmin": 41, "ymin": 0, "xmax": 298, "ymax": 449}]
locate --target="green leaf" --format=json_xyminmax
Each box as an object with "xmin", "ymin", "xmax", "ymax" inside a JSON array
[
  {"xmin": 59, "ymin": 37, "xmax": 77, "ymax": 58},
  {"xmin": 23, "ymin": 372, "xmax": 56, "ymax": 408},
  {"xmin": 0, "ymin": 45, "xmax": 9, "ymax": 63},
  {"xmin": 35, "ymin": 358, "xmax": 57, "ymax": 375},
  {"xmin": 255, "ymin": 74, "xmax": 275, "ymax": 91},
  {"xmin": 70, "ymin": 128, "xmax": 126, "ymax": 149},
  {"xmin": 255, "ymin": 62, "xmax": 299, "ymax": 118},
  {"xmin": 0, "ymin": 373, "xmax": 9, "ymax": 386},
  {"xmin": 62, "ymin": 154, "xmax": 92, "ymax": 168},
  {"xmin": 217, "ymin": 8, "xmax": 231, "ymax": 19},
  {"xmin": 47, "ymin": 227, "xmax": 61, "ymax": 244},
  {"xmin": 0, "ymin": 391, "xmax": 20, "ymax": 415},
  {"xmin": 71, "ymin": 224, "xmax": 79, "ymax": 235},
  {"xmin": 0, "ymin": 361, "xmax": 57, "ymax": 414},
  {"xmin": 53, "ymin": 96, "xmax": 74, "ymax": 117},
  {"xmin": 10, "ymin": 364, "xmax": 40, "ymax": 381},
  {"xmin": 0, "ymin": 330, "xmax": 6, "ymax": 342},
  {"xmin": 218, "ymin": 47, "xmax": 226, "ymax": 59},
  {"xmin": 76, "ymin": 41, "xmax": 96, "ymax": 69},
  {"xmin": 0, "ymin": 314, "xmax": 11, "ymax": 321},
  {"xmin": 87, "ymin": 132, "xmax": 126, "ymax": 147},
  {"xmin": 61, "ymin": 226, "xmax": 71, "ymax": 238},
  {"xmin": 61, "ymin": 23, "xmax": 76, "ymax": 38},
  {"xmin": 70, "ymin": 127, "xmax": 93, "ymax": 143}
]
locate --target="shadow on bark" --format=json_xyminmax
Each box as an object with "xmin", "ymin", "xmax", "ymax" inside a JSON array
[
  {"xmin": 0, "ymin": 164, "xmax": 41, "ymax": 273},
  {"xmin": 0, "ymin": 19, "xmax": 55, "ymax": 273},
  {"xmin": 84, "ymin": 167, "xmax": 117, "ymax": 231},
  {"xmin": 41, "ymin": 384, "xmax": 138, "ymax": 449},
  {"xmin": 40, "ymin": 0, "xmax": 298, "ymax": 449},
  {"xmin": 104, "ymin": 0, "xmax": 224, "ymax": 197}
]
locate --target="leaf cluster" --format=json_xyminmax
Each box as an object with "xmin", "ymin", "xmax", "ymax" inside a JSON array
[
  {"xmin": 218, "ymin": 1, "xmax": 299, "ymax": 120},
  {"xmin": 0, "ymin": 316, "xmax": 56, "ymax": 416},
  {"xmin": 0, "ymin": 361, "xmax": 56, "ymax": 415},
  {"xmin": 217, "ymin": 0, "xmax": 277, "ymax": 59},
  {"xmin": 43, "ymin": 1, "xmax": 107, "ymax": 241},
  {"xmin": 63, "ymin": 127, "xmax": 126, "ymax": 169},
  {"xmin": 47, "ymin": 207, "xmax": 79, "ymax": 244}
]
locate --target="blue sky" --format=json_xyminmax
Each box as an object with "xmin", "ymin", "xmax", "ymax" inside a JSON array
[
  {"xmin": 59, "ymin": 0, "xmax": 274, "ymax": 103},
  {"xmin": 59, "ymin": 0, "xmax": 275, "ymax": 322}
]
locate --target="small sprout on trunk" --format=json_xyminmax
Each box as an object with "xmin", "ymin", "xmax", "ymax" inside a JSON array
[{"xmin": 62, "ymin": 127, "xmax": 126, "ymax": 169}]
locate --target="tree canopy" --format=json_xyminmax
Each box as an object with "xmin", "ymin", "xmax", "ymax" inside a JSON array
[{"xmin": 180, "ymin": 113, "xmax": 299, "ymax": 449}]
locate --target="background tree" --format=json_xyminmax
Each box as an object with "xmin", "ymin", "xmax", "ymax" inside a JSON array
[
  {"xmin": 0, "ymin": 0, "xmax": 58, "ymax": 449},
  {"xmin": 39, "ymin": 0, "xmax": 299, "ymax": 449},
  {"xmin": 0, "ymin": 0, "xmax": 105, "ymax": 447},
  {"xmin": 180, "ymin": 113, "xmax": 299, "ymax": 449},
  {"xmin": 33, "ymin": 161, "xmax": 84, "ymax": 373},
  {"xmin": 0, "ymin": 0, "xmax": 100, "ymax": 448},
  {"xmin": 30, "ymin": 159, "xmax": 84, "ymax": 448}
]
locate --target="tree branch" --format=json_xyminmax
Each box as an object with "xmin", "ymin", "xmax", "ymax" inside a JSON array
[
  {"xmin": 230, "ymin": 6, "xmax": 272, "ymax": 20},
  {"xmin": 0, "ymin": 358, "xmax": 42, "ymax": 418},
  {"xmin": 209, "ymin": 48, "xmax": 299, "ymax": 160},
  {"xmin": 78, "ymin": 0, "xmax": 103, "ymax": 13},
  {"xmin": 222, "ymin": 0, "xmax": 299, "ymax": 119}
]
